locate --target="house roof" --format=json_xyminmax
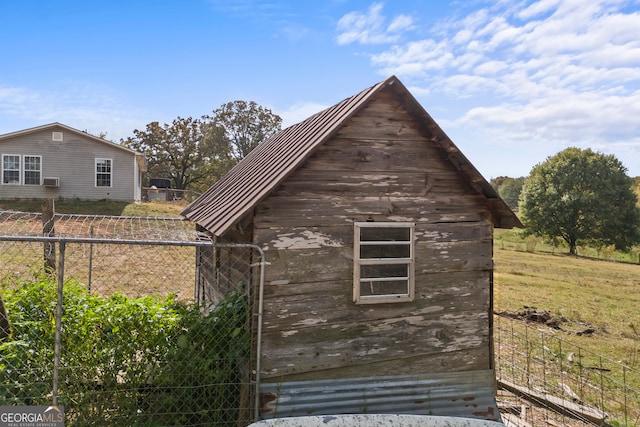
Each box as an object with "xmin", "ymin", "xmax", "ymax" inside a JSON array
[
  {"xmin": 0, "ymin": 122, "xmax": 147, "ymax": 171},
  {"xmin": 181, "ymin": 76, "xmax": 522, "ymax": 236}
]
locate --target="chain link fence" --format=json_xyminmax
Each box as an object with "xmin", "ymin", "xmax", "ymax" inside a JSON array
[{"xmin": 0, "ymin": 210, "xmax": 265, "ymax": 426}]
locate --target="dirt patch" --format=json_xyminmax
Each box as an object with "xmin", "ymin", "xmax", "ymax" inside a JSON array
[{"xmin": 495, "ymin": 308, "xmax": 598, "ymax": 336}]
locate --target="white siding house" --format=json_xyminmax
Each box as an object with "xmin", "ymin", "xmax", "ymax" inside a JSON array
[{"xmin": 0, "ymin": 123, "xmax": 146, "ymax": 202}]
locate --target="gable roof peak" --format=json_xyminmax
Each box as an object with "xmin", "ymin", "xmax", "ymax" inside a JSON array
[{"xmin": 181, "ymin": 76, "xmax": 522, "ymax": 234}]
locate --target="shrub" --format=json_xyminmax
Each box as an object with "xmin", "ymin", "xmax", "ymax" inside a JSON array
[{"xmin": 0, "ymin": 275, "xmax": 249, "ymax": 426}]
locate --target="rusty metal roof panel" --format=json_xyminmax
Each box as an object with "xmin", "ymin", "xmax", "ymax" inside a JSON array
[
  {"xmin": 259, "ymin": 370, "xmax": 502, "ymax": 423},
  {"xmin": 181, "ymin": 76, "xmax": 521, "ymax": 235}
]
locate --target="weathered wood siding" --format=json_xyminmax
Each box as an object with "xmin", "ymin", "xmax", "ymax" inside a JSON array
[
  {"xmin": 0, "ymin": 126, "xmax": 139, "ymax": 201},
  {"xmin": 253, "ymin": 88, "xmax": 494, "ymax": 382}
]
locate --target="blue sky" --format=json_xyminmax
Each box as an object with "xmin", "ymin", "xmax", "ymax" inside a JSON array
[{"xmin": 1, "ymin": 0, "xmax": 639, "ymax": 179}]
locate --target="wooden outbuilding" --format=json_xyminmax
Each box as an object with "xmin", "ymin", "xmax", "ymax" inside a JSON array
[{"xmin": 182, "ymin": 76, "xmax": 521, "ymax": 422}]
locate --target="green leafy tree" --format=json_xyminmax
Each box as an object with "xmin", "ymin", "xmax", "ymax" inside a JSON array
[
  {"xmin": 519, "ymin": 147, "xmax": 640, "ymax": 255},
  {"xmin": 491, "ymin": 176, "xmax": 525, "ymax": 209},
  {"xmin": 122, "ymin": 116, "xmax": 234, "ymax": 191},
  {"xmin": 207, "ymin": 100, "xmax": 282, "ymax": 160},
  {"xmin": 123, "ymin": 102, "xmax": 281, "ymax": 193}
]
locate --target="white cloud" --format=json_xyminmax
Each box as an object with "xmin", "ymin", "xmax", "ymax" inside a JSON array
[
  {"xmin": 387, "ymin": 14, "xmax": 415, "ymax": 33},
  {"xmin": 336, "ymin": 0, "xmax": 640, "ymax": 175},
  {"xmin": 517, "ymin": 0, "xmax": 563, "ymax": 20},
  {"xmin": 371, "ymin": 39, "xmax": 455, "ymax": 74},
  {"xmin": 336, "ymin": 3, "xmax": 414, "ymax": 45}
]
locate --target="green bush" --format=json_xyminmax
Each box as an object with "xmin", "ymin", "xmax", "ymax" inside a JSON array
[
  {"xmin": 0, "ymin": 276, "xmax": 59, "ymax": 406},
  {"xmin": 0, "ymin": 275, "xmax": 249, "ymax": 426},
  {"xmin": 141, "ymin": 288, "xmax": 250, "ymax": 426}
]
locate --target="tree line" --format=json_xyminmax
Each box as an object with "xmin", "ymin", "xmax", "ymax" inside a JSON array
[
  {"xmin": 491, "ymin": 148, "xmax": 640, "ymax": 255},
  {"xmin": 121, "ymin": 100, "xmax": 282, "ymax": 194}
]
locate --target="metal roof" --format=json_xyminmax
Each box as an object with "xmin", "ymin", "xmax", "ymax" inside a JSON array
[{"xmin": 181, "ymin": 76, "xmax": 522, "ymax": 235}]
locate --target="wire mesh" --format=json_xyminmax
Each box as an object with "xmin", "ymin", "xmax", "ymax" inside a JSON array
[
  {"xmin": 0, "ymin": 210, "xmax": 196, "ymax": 240},
  {"xmin": 495, "ymin": 314, "xmax": 640, "ymax": 426},
  {"xmin": 0, "ymin": 211, "xmax": 264, "ymax": 426}
]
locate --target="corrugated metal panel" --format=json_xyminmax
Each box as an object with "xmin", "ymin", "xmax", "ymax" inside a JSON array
[
  {"xmin": 181, "ymin": 76, "xmax": 522, "ymax": 235},
  {"xmin": 259, "ymin": 370, "xmax": 502, "ymax": 423}
]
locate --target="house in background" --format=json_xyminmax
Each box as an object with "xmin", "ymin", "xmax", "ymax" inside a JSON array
[
  {"xmin": 0, "ymin": 123, "xmax": 146, "ymax": 202},
  {"xmin": 182, "ymin": 76, "xmax": 522, "ymax": 422}
]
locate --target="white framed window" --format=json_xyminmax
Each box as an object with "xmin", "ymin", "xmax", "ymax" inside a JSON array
[
  {"xmin": 2, "ymin": 154, "xmax": 21, "ymax": 185},
  {"xmin": 23, "ymin": 155, "xmax": 42, "ymax": 185},
  {"xmin": 353, "ymin": 222, "xmax": 415, "ymax": 304},
  {"xmin": 96, "ymin": 158, "xmax": 112, "ymax": 187}
]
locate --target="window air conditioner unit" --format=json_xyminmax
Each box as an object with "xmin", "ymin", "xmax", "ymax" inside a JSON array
[{"xmin": 43, "ymin": 177, "xmax": 60, "ymax": 187}]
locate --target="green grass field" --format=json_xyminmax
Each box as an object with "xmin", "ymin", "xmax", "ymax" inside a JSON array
[{"xmin": 494, "ymin": 228, "xmax": 640, "ymax": 371}]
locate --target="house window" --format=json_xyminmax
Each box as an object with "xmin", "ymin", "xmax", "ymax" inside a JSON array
[
  {"xmin": 96, "ymin": 158, "xmax": 112, "ymax": 187},
  {"xmin": 2, "ymin": 154, "xmax": 21, "ymax": 185},
  {"xmin": 23, "ymin": 155, "xmax": 42, "ymax": 185},
  {"xmin": 353, "ymin": 222, "xmax": 415, "ymax": 304}
]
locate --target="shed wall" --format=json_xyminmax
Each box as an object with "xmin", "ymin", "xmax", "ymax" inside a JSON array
[{"xmin": 253, "ymin": 88, "xmax": 495, "ymax": 383}]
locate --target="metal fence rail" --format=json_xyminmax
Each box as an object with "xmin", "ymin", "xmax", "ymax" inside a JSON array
[{"xmin": 0, "ymin": 211, "xmax": 265, "ymax": 426}]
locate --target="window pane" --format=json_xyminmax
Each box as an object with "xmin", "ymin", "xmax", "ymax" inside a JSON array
[
  {"xmin": 24, "ymin": 156, "xmax": 40, "ymax": 170},
  {"xmin": 359, "ymin": 279, "xmax": 409, "ymax": 296},
  {"xmin": 96, "ymin": 159, "xmax": 111, "ymax": 172},
  {"xmin": 361, "ymin": 244, "xmax": 410, "ymax": 259},
  {"xmin": 24, "ymin": 171, "xmax": 40, "ymax": 185},
  {"xmin": 361, "ymin": 264, "xmax": 408, "ymax": 279},
  {"xmin": 3, "ymin": 170, "xmax": 19, "ymax": 184},
  {"xmin": 354, "ymin": 223, "xmax": 414, "ymax": 303},
  {"xmin": 3, "ymin": 155, "xmax": 19, "ymax": 170},
  {"xmin": 97, "ymin": 174, "xmax": 111, "ymax": 186},
  {"xmin": 360, "ymin": 227, "xmax": 410, "ymax": 242}
]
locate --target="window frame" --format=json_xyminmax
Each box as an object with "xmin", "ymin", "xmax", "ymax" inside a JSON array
[
  {"xmin": 95, "ymin": 158, "xmax": 113, "ymax": 188},
  {"xmin": 353, "ymin": 221, "xmax": 415, "ymax": 304},
  {"xmin": 23, "ymin": 155, "xmax": 42, "ymax": 186},
  {"xmin": 2, "ymin": 154, "xmax": 21, "ymax": 185}
]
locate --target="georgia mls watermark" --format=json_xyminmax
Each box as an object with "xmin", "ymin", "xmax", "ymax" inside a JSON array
[{"xmin": 0, "ymin": 406, "xmax": 64, "ymax": 427}]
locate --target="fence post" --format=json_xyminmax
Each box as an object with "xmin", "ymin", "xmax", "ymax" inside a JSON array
[
  {"xmin": 42, "ymin": 199, "xmax": 56, "ymax": 272},
  {"xmin": 52, "ymin": 240, "xmax": 65, "ymax": 406},
  {"xmin": 88, "ymin": 225, "xmax": 94, "ymax": 292}
]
